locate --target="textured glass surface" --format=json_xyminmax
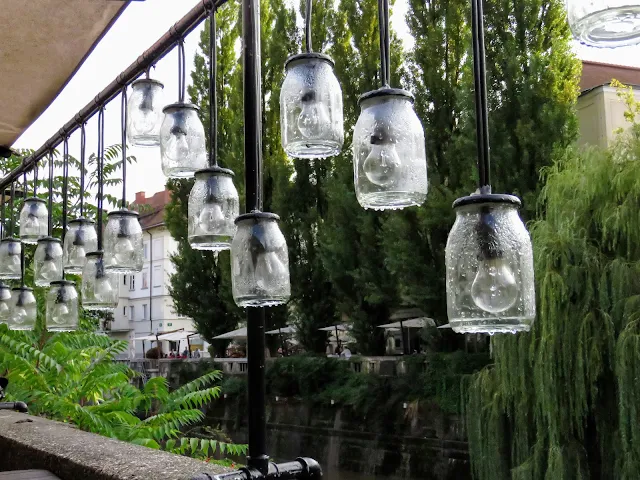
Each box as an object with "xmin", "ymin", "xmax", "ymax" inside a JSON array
[
  {"xmin": 8, "ymin": 288, "xmax": 36, "ymax": 331},
  {"xmin": 445, "ymin": 201, "xmax": 535, "ymax": 334},
  {"xmin": 188, "ymin": 171, "xmax": 239, "ymax": 251},
  {"xmin": 19, "ymin": 198, "xmax": 48, "ymax": 244},
  {"xmin": 0, "ymin": 284, "xmax": 11, "ymax": 323},
  {"xmin": 81, "ymin": 253, "xmax": 119, "ymax": 311},
  {"xmin": 160, "ymin": 104, "xmax": 207, "ymax": 178},
  {"xmin": 104, "ymin": 211, "xmax": 143, "ymax": 273},
  {"xmin": 0, "ymin": 239, "xmax": 22, "ymax": 280},
  {"xmin": 231, "ymin": 216, "xmax": 291, "ymax": 307},
  {"xmin": 280, "ymin": 57, "xmax": 344, "ymax": 159},
  {"xmin": 353, "ymin": 93, "xmax": 428, "ymax": 211},
  {"xmin": 63, "ymin": 219, "xmax": 98, "ymax": 274},
  {"xmin": 567, "ymin": 1, "xmax": 640, "ymax": 46},
  {"xmin": 34, "ymin": 238, "xmax": 63, "ymax": 286},
  {"xmin": 127, "ymin": 80, "xmax": 164, "ymax": 147},
  {"xmin": 46, "ymin": 281, "xmax": 78, "ymax": 331}
]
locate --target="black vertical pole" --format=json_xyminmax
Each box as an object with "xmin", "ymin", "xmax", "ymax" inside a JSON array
[{"xmin": 243, "ymin": 0, "xmax": 268, "ymax": 473}]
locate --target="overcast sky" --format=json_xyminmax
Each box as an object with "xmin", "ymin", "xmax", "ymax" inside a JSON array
[{"xmin": 13, "ymin": 0, "xmax": 640, "ymax": 202}]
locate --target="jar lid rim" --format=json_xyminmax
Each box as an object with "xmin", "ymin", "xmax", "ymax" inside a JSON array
[
  {"xmin": 453, "ymin": 193, "xmax": 522, "ymax": 208},
  {"xmin": 358, "ymin": 87, "xmax": 414, "ymax": 104},
  {"xmin": 24, "ymin": 197, "xmax": 46, "ymax": 204},
  {"xmin": 1, "ymin": 238, "xmax": 19, "ymax": 242},
  {"xmin": 131, "ymin": 78, "xmax": 164, "ymax": 88},
  {"xmin": 162, "ymin": 102, "xmax": 199, "ymax": 113},
  {"xmin": 195, "ymin": 166, "xmax": 235, "ymax": 177},
  {"xmin": 85, "ymin": 250, "xmax": 104, "ymax": 257},
  {"xmin": 50, "ymin": 280, "xmax": 76, "ymax": 286},
  {"xmin": 107, "ymin": 209, "xmax": 139, "ymax": 217},
  {"xmin": 285, "ymin": 52, "xmax": 334, "ymax": 68},
  {"xmin": 11, "ymin": 287, "xmax": 33, "ymax": 292},
  {"xmin": 37, "ymin": 236, "xmax": 62, "ymax": 243},
  {"xmin": 235, "ymin": 211, "xmax": 280, "ymax": 224},
  {"xmin": 68, "ymin": 217, "xmax": 95, "ymax": 225}
]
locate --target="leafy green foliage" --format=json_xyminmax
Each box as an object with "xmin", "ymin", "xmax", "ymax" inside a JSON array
[{"xmin": 0, "ymin": 326, "xmax": 246, "ymax": 462}]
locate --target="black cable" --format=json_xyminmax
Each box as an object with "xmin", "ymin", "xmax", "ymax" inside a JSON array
[
  {"xmin": 305, "ymin": 0, "xmax": 312, "ymax": 53},
  {"xmin": 1, "ymin": 187, "xmax": 5, "ymax": 240},
  {"xmin": 178, "ymin": 39, "xmax": 186, "ymax": 104},
  {"xmin": 377, "ymin": 0, "xmax": 390, "ymax": 87},
  {"xmin": 32, "ymin": 161, "xmax": 38, "ymax": 197},
  {"xmin": 471, "ymin": 0, "xmax": 491, "ymax": 190},
  {"xmin": 80, "ymin": 122, "xmax": 86, "ymax": 217},
  {"xmin": 9, "ymin": 183, "xmax": 14, "ymax": 238},
  {"xmin": 62, "ymin": 136, "xmax": 69, "ymax": 234},
  {"xmin": 48, "ymin": 151, "xmax": 54, "ymax": 236},
  {"xmin": 209, "ymin": 8, "xmax": 218, "ymax": 166},
  {"xmin": 21, "ymin": 172, "xmax": 26, "ymax": 287},
  {"xmin": 97, "ymin": 108, "xmax": 105, "ymax": 250},
  {"xmin": 121, "ymin": 87, "xmax": 128, "ymax": 207}
]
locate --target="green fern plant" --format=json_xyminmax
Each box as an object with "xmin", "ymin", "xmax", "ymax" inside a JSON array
[{"xmin": 0, "ymin": 325, "xmax": 246, "ymax": 462}]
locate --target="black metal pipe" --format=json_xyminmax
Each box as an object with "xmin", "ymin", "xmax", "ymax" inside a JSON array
[
  {"xmin": 121, "ymin": 87, "xmax": 128, "ymax": 207},
  {"xmin": 209, "ymin": 6, "xmax": 218, "ymax": 166},
  {"xmin": 0, "ymin": 402, "xmax": 28, "ymax": 414},
  {"xmin": 97, "ymin": 108, "xmax": 105, "ymax": 250},
  {"xmin": 0, "ymin": 0, "xmax": 230, "ymax": 193},
  {"xmin": 305, "ymin": 0, "xmax": 313, "ymax": 53},
  {"xmin": 48, "ymin": 151, "xmax": 54, "ymax": 236},
  {"xmin": 246, "ymin": 309, "xmax": 268, "ymax": 474},
  {"xmin": 62, "ymin": 137, "xmax": 69, "ymax": 233},
  {"xmin": 471, "ymin": 0, "xmax": 491, "ymax": 191},
  {"xmin": 205, "ymin": 458, "xmax": 322, "ymax": 480}
]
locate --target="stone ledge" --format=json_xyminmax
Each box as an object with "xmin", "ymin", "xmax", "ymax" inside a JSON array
[{"xmin": 0, "ymin": 411, "xmax": 232, "ymax": 480}]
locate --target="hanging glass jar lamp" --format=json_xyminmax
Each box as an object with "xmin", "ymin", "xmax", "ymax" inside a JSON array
[
  {"xmin": 47, "ymin": 280, "xmax": 79, "ymax": 331},
  {"xmin": 127, "ymin": 77, "xmax": 164, "ymax": 147},
  {"xmin": 82, "ymin": 252, "xmax": 119, "ymax": 311},
  {"xmin": 8, "ymin": 287, "xmax": 37, "ymax": 331},
  {"xmin": 231, "ymin": 213, "xmax": 291, "ymax": 307},
  {"xmin": 34, "ymin": 237, "xmax": 63, "ymax": 286},
  {"xmin": 19, "ymin": 197, "xmax": 48, "ymax": 244},
  {"xmin": 566, "ymin": 0, "xmax": 640, "ymax": 47},
  {"xmin": 160, "ymin": 40, "xmax": 207, "ymax": 178},
  {"xmin": 104, "ymin": 210, "xmax": 143, "ymax": 273},
  {"xmin": 0, "ymin": 238, "xmax": 21, "ymax": 280},
  {"xmin": 64, "ymin": 218, "xmax": 98, "ymax": 274},
  {"xmin": 445, "ymin": 195, "xmax": 535, "ymax": 334},
  {"xmin": 0, "ymin": 283, "xmax": 12, "ymax": 323}
]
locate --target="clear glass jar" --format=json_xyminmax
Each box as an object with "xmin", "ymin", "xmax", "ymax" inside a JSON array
[
  {"xmin": 353, "ymin": 88, "xmax": 428, "ymax": 211},
  {"xmin": 0, "ymin": 283, "xmax": 12, "ymax": 323},
  {"xmin": 20, "ymin": 197, "xmax": 48, "ymax": 244},
  {"xmin": 280, "ymin": 53, "xmax": 344, "ymax": 159},
  {"xmin": 231, "ymin": 212, "xmax": 291, "ymax": 307},
  {"xmin": 0, "ymin": 238, "xmax": 22, "ymax": 280},
  {"xmin": 566, "ymin": 1, "xmax": 640, "ymax": 47},
  {"xmin": 63, "ymin": 218, "xmax": 98, "ymax": 274},
  {"xmin": 160, "ymin": 103, "xmax": 207, "ymax": 178},
  {"xmin": 8, "ymin": 287, "xmax": 37, "ymax": 331},
  {"xmin": 188, "ymin": 168, "xmax": 239, "ymax": 251},
  {"xmin": 127, "ymin": 78, "xmax": 164, "ymax": 147},
  {"xmin": 81, "ymin": 252, "xmax": 119, "ymax": 311},
  {"xmin": 104, "ymin": 210, "xmax": 143, "ymax": 273},
  {"xmin": 445, "ymin": 194, "xmax": 535, "ymax": 335},
  {"xmin": 34, "ymin": 237, "xmax": 63, "ymax": 286},
  {"xmin": 46, "ymin": 280, "xmax": 78, "ymax": 332}
]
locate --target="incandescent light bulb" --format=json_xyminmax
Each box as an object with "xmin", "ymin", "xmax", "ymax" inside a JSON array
[
  {"xmin": 471, "ymin": 257, "xmax": 518, "ymax": 314},
  {"xmin": 94, "ymin": 276, "xmax": 113, "ymax": 302},
  {"xmin": 13, "ymin": 307, "xmax": 28, "ymax": 324},
  {"xmin": 166, "ymin": 128, "xmax": 190, "ymax": 161},
  {"xmin": 114, "ymin": 237, "xmax": 135, "ymax": 264},
  {"xmin": 297, "ymin": 92, "xmax": 330, "ymax": 138},
  {"xmin": 197, "ymin": 203, "xmax": 225, "ymax": 233},
  {"xmin": 40, "ymin": 260, "xmax": 59, "ymax": 281},
  {"xmin": 51, "ymin": 303, "xmax": 70, "ymax": 324},
  {"xmin": 23, "ymin": 214, "xmax": 40, "ymax": 235},
  {"xmin": 255, "ymin": 251, "xmax": 288, "ymax": 291},
  {"xmin": 363, "ymin": 140, "xmax": 401, "ymax": 187},
  {"xmin": 69, "ymin": 245, "xmax": 86, "ymax": 264}
]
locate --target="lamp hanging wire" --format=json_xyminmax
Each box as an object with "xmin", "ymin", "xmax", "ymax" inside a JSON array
[
  {"xmin": 97, "ymin": 109, "xmax": 105, "ymax": 250},
  {"xmin": 80, "ymin": 122, "xmax": 86, "ymax": 217},
  {"xmin": 209, "ymin": 8, "xmax": 218, "ymax": 167},
  {"xmin": 62, "ymin": 135, "xmax": 69, "ymax": 233},
  {"xmin": 178, "ymin": 39, "xmax": 186, "ymax": 104},
  {"xmin": 471, "ymin": 0, "xmax": 490, "ymax": 191},
  {"xmin": 305, "ymin": 0, "xmax": 312, "ymax": 53},
  {"xmin": 47, "ymin": 151, "xmax": 54, "ymax": 236},
  {"xmin": 377, "ymin": 0, "xmax": 390, "ymax": 87},
  {"xmin": 121, "ymin": 87, "xmax": 128, "ymax": 207},
  {"xmin": 20, "ymin": 173, "xmax": 26, "ymax": 286}
]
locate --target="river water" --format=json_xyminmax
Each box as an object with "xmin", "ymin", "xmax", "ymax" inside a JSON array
[{"xmin": 323, "ymin": 470, "xmax": 394, "ymax": 480}]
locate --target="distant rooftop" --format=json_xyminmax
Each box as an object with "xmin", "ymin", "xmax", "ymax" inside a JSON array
[
  {"xmin": 581, "ymin": 60, "xmax": 640, "ymax": 92},
  {"xmin": 131, "ymin": 190, "xmax": 171, "ymax": 230}
]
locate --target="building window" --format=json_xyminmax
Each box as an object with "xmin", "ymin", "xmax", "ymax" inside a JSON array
[
  {"xmin": 153, "ymin": 265, "xmax": 162, "ymax": 287},
  {"xmin": 128, "ymin": 306, "xmax": 134, "ymax": 321},
  {"xmin": 123, "ymin": 275, "xmax": 127, "ymax": 285},
  {"xmin": 142, "ymin": 270, "xmax": 149, "ymax": 289},
  {"xmin": 142, "ymin": 304, "xmax": 147, "ymax": 321},
  {"xmin": 123, "ymin": 306, "xmax": 126, "ymax": 316},
  {"xmin": 129, "ymin": 275, "xmax": 135, "ymax": 291},
  {"xmin": 143, "ymin": 242, "xmax": 149, "ymax": 260}
]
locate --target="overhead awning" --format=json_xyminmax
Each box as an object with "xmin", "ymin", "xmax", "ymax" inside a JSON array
[
  {"xmin": 266, "ymin": 325, "xmax": 297, "ymax": 335},
  {"xmin": 0, "ymin": 1, "xmax": 129, "ymax": 151},
  {"xmin": 318, "ymin": 324, "xmax": 350, "ymax": 332},
  {"xmin": 377, "ymin": 318, "xmax": 436, "ymax": 329},
  {"xmin": 134, "ymin": 334, "xmax": 158, "ymax": 342},
  {"xmin": 213, "ymin": 327, "xmax": 248, "ymax": 340},
  {"xmin": 158, "ymin": 331, "xmax": 197, "ymax": 342}
]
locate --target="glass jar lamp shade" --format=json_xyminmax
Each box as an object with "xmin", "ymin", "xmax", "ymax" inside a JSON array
[
  {"xmin": 63, "ymin": 218, "xmax": 98, "ymax": 274},
  {"xmin": 353, "ymin": 89, "xmax": 428, "ymax": 211},
  {"xmin": 34, "ymin": 237, "xmax": 63, "ymax": 286},
  {"xmin": 280, "ymin": 53, "xmax": 344, "ymax": 159},
  {"xmin": 445, "ymin": 195, "xmax": 535, "ymax": 335},
  {"xmin": 188, "ymin": 168, "xmax": 239, "ymax": 251},
  {"xmin": 566, "ymin": 1, "xmax": 640, "ymax": 47},
  {"xmin": 160, "ymin": 103, "xmax": 207, "ymax": 178},
  {"xmin": 19, "ymin": 197, "xmax": 48, "ymax": 244},
  {"xmin": 8, "ymin": 287, "xmax": 37, "ymax": 331},
  {"xmin": 104, "ymin": 210, "xmax": 143, "ymax": 273},
  {"xmin": 127, "ymin": 79, "xmax": 164, "ymax": 147},
  {"xmin": 231, "ymin": 213, "xmax": 291, "ymax": 307},
  {"xmin": 81, "ymin": 252, "xmax": 119, "ymax": 311},
  {"xmin": 0, "ymin": 239, "xmax": 22, "ymax": 280},
  {"xmin": 0, "ymin": 284, "xmax": 12, "ymax": 322},
  {"xmin": 46, "ymin": 280, "xmax": 78, "ymax": 331}
]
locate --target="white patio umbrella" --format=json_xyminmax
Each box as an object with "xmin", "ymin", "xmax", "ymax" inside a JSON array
[{"xmin": 213, "ymin": 327, "xmax": 248, "ymax": 340}]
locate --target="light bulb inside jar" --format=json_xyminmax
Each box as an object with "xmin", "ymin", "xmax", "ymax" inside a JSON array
[
  {"xmin": 363, "ymin": 131, "xmax": 401, "ymax": 187},
  {"xmin": 297, "ymin": 91, "xmax": 330, "ymax": 139},
  {"xmin": 197, "ymin": 202, "xmax": 225, "ymax": 234},
  {"xmin": 471, "ymin": 256, "xmax": 518, "ymax": 314},
  {"xmin": 255, "ymin": 251, "xmax": 288, "ymax": 292},
  {"xmin": 114, "ymin": 236, "xmax": 135, "ymax": 264},
  {"xmin": 23, "ymin": 214, "xmax": 40, "ymax": 235},
  {"xmin": 0, "ymin": 301, "xmax": 9, "ymax": 315},
  {"xmin": 40, "ymin": 260, "xmax": 59, "ymax": 281},
  {"xmin": 133, "ymin": 95, "xmax": 156, "ymax": 135},
  {"xmin": 13, "ymin": 306, "xmax": 28, "ymax": 324},
  {"xmin": 51, "ymin": 302, "xmax": 70, "ymax": 324},
  {"xmin": 69, "ymin": 245, "xmax": 86, "ymax": 264},
  {"xmin": 165, "ymin": 126, "xmax": 190, "ymax": 161},
  {"xmin": 94, "ymin": 276, "xmax": 113, "ymax": 302}
]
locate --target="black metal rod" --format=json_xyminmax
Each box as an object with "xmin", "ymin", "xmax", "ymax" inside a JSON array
[
  {"xmin": 246, "ymin": 309, "xmax": 268, "ymax": 474},
  {"xmin": 471, "ymin": 0, "xmax": 490, "ymax": 190},
  {"xmin": 20, "ymin": 173, "xmax": 26, "ymax": 287},
  {"xmin": 208, "ymin": 458, "xmax": 323, "ymax": 480},
  {"xmin": 80, "ymin": 122, "xmax": 86, "ymax": 217},
  {"xmin": 32, "ymin": 161, "xmax": 38, "ymax": 197},
  {"xmin": 97, "ymin": 108, "xmax": 105, "ymax": 250},
  {"xmin": 9, "ymin": 183, "xmax": 14, "ymax": 238},
  {"xmin": 0, "ymin": 0, "xmax": 230, "ymax": 193},
  {"xmin": 209, "ymin": 7, "xmax": 218, "ymax": 167},
  {"xmin": 1, "ymin": 189, "xmax": 5, "ymax": 240},
  {"xmin": 178, "ymin": 39, "xmax": 187, "ymax": 104},
  {"xmin": 62, "ymin": 137, "xmax": 69, "ymax": 234},
  {"xmin": 48, "ymin": 151, "xmax": 54, "ymax": 236},
  {"xmin": 121, "ymin": 87, "xmax": 128, "ymax": 207},
  {"xmin": 377, "ymin": 0, "xmax": 390, "ymax": 86},
  {"xmin": 305, "ymin": 0, "xmax": 312, "ymax": 53}
]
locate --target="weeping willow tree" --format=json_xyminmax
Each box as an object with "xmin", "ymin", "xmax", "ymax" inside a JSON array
[{"xmin": 466, "ymin": 85, "xmax": 640, "ymax": 480}]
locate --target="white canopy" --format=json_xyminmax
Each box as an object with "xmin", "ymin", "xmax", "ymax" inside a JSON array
[
  {"xmin": 266, "ymin": 325, "xmax": 297, "ymax": 335},
  {"xmin": 213, "ymin": 327, "xmax": 248, "ymax": 340},
  {"xmin": 377, "ymin": 318, "xmax": 436, "ymax": 329},
  {"xmin": 134, "ymin": 334, "xmax": 158, "ymax": 342},
  {"xmin": 318, "ymin": 324, "xmax": 350, "ymax": 332},
  {"xmin": 158, "ymin": 331, "xmax": 197, "ymax": 342}
]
